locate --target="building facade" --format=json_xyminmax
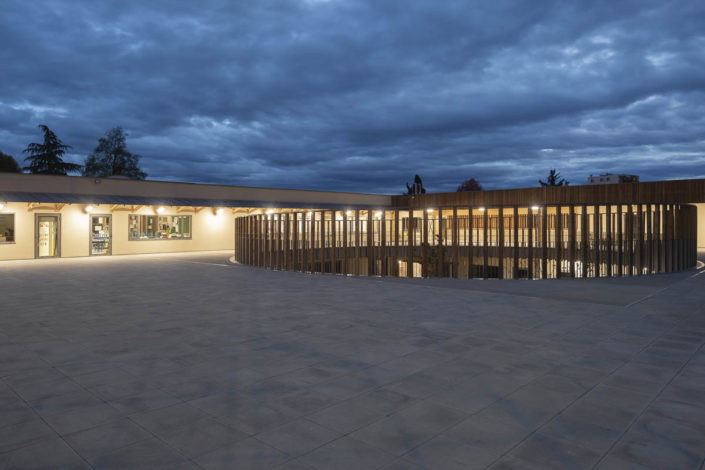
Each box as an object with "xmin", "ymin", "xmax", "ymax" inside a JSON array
[{"xmin": 1, "ymin": 173, "xmax": 704, "ymax": 280}]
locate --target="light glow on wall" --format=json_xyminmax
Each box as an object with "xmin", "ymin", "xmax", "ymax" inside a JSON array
[{"xmin": 85, "ymin": 205, "xmax": 94, "ymax": 213}]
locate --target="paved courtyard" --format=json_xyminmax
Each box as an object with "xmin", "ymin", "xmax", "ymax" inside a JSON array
[{"xmin": 1, "ymin": 251, "xmax": 704, "ymax": 469}]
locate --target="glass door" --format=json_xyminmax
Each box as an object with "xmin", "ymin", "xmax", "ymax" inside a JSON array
[
  {"xmin": 36, "ymin": 215, "xmax": 60, "ymax": 258},
  {"xmin": 90, "ymin": 215, "xmax": 112, "ymax": 255}
]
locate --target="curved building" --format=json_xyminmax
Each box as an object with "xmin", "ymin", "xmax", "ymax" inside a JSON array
[
  {"xmin": 235, "ymin": 180, "xmax": 702, "ymax": 279},
  {"xmin": 1, "ymin": 173, "xmax": 703, "ymax": 280}
]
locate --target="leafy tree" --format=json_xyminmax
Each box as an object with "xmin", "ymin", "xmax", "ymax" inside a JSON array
[
  {"xmin": 539, "ymin": 168, "xmax": 569, "ymax": 187},
  {"xmin": 0, "ymin": 150, "xmax": 20, "ymax": 173},
  {"xmin": 83, "ymin": 127, "xmax": 147, "ymax": 179},
  {"xmin": 406, "ymin": 174, "xmax": 426, "ymax": 195},
  {"xmin": 457, "ymin": 178, "xmax": 483, "ymax": 192},
  {"xmin": 618, "ymin": 174, "xmax": 639, "ymax": 183},
  {"xmin": 23, "ymin": 125, "xmax": 81, "ymax": 175}
]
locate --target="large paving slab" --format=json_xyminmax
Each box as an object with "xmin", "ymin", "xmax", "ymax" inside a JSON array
[{"xmin": 0, "ymin": 250, "xmax": 704, "ymax": 469}]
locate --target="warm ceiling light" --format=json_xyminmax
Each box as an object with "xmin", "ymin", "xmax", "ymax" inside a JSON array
[
  {"xmin": 531, "ymin": 206, "xmax": 539, "ymax": 211},
  {"xmin": 266, "ymin": 209, "xmax": 275, "ymax": 214},
  {"xmin": 85, "ymin": 205, "xmax": 94, "ymax": 213},
  {"xmin": 215, "ymin": 208, "xmax": 224, "ymax": 215},
  {"xmin": 374, "ymin": 211, "xmax": 382, "ymax": 218},
  {"xmin": 156, "ymin": 206, "xmax": 165, "ymax": 214},
  {"xmin": 478, "ymin": 207, "xmax": 485, "ymax": 211},
  {"xmin": 426, "ymin": 208, "xmax": 434, "ymax": 213},
  {"xmin": 346, "ymin": 210, "xmax": 353, "ymax": 216}
]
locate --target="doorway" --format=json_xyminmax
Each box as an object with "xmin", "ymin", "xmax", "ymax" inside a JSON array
[
  {"xmin": 90, "ymin": 214, "xmax": 112, "ymax": 255},
  {"xmin": 36, "ymin": 214, "xmax": 61, "ymax": 258}
]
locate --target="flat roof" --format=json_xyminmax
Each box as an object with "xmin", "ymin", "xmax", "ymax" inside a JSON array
[{"xmin": 0, "ymin": 173, "xmax": 391, "ymax": 209}]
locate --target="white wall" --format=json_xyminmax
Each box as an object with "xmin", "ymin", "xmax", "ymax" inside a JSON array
[
  {"xmin": 0, "ymin": 202, "xmax": 234, "ymax": 260},
  {"xmin": 697, "ymin": 203, "xmax": 705, "ymax": 248}
]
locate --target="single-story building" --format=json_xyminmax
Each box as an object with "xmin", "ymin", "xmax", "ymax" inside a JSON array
[{"xmin": 2, "ymin": 173, "xmax": 705, "ymax": 280}]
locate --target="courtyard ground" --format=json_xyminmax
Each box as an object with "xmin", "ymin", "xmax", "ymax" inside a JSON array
[{"xmin": 1, "ymin": 251, "xmax": 704, "ymax": 469}]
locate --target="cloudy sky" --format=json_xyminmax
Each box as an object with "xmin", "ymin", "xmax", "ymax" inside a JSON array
[{"xmin": 1, "ymin": 1, "xmax": 704, "ymax": 194}]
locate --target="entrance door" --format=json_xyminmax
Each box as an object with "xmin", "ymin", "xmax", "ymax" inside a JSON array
[
  {"xmin": 90, "ymin": 215, "xmax": 112, "ymax": 255},
  {"xmin": 36, "ymin": 214, "xmax": 61, "ymax": 258}
]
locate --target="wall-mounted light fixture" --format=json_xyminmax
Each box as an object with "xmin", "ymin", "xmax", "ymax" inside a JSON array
[
  {"xmin": 266, "ymin": 209, "xmax": 275, "ymax": 215},
  {"xmin": 215, "ymin": 207, "xmax": 224, "ymax": 215},
  {"xmin": 531, "ymin": 206, "xmax": 540, "ymax": 211},
  {"xmin": 156, "ymin": 206, "xmax": 165, "ymax": 214},
  {"xmin": 478, "ymin": 207, "xmax": 485, "ymax": 211},
  {"xmin": 85, "ymin": 205, "xmax": 94, "ymax": 213},
  {"xmin": 346, "ymin": 210, "xmax": 353, "ymax": 216}
]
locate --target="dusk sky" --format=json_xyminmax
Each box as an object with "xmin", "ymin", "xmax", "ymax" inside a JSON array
[{"xmin": 1, "ymin": 1, "xmax": 704, "ymax": 194}]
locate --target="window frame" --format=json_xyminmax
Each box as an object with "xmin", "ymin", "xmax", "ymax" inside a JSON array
[
  {"xmin": 0, "ymin": 213, "xmax": 16, "ymax": 244},
  {"xmin": 128, "ymin": 214, "xmax": 193, "ymax": 241}
]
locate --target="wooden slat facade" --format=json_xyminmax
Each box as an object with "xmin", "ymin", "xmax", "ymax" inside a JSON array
[{"xmin": 234, "ymin": 203, "xmax": 697, "ymax": 280}]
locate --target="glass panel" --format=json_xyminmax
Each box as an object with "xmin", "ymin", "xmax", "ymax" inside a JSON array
[
  {"xmin": 129, "ymin": 214, "xmax": 192, "ymax": 240},
  {"xmin": 38, "ymin": 216, "xmax": 59, "ymax": 257},
  {"xmin": 91, "ymin": 215, "xmax": 111, "ymax": 255},
  {"xmin": 0, "ymin": 214, "xmax": 14, "ymax": 243}
]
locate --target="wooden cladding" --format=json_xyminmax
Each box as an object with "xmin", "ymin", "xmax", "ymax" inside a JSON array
[
  {"xmin": 393, "ymin": 179, "xmax": 705, "ymax": 207},
  {"xmin": 234, "ymin": 204, "xmax": 697, "ymax": 280}
]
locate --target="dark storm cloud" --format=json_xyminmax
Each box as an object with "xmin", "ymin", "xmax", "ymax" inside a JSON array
[{"xmin": 1, "ymin": 0, "xmax": 704, "ymax": 193}]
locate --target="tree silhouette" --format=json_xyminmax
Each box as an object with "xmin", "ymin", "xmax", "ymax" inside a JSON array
[
  {"xmin": 83, "ymin": 127, "xmax": 146, "ymax": 179},
  {"xmin": 23, "ymin": 125, "xmax": 81, "ymax": 175},
  {"xmin": 0, "ymin": 150, "xmax": 20, "ymax": 173},
  {"xmin": 457, "ymin": 178, "xmax": 483, "ymax": 192},
  {"xmin": 406, "ymin": 174, "xmax": 426, "ymax": 195},
  {"xmin": 539, "ymin": 169, "xmax": 568, "ymax": 187}
]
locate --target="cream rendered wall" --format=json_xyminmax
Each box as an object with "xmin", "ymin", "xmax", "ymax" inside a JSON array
[
  {"xmin": 111, "ymin": 206, "xmax": 233, "ymax": 255},
  {"xmin": 0, "ymin": 203, "xmax": 234, "ymax": 260},
  {"xmin": 696, "ymin": 203, "xmax": 705, "ymax": 249},
  {"xmin": 0, "ymin": 202, "xmax": 35, "ymax": 260}
]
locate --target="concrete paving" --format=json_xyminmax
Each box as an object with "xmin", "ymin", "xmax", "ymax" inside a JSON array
[{"xmin": 1, "ymin": 250, "xmax": 704, "ymax": 469}]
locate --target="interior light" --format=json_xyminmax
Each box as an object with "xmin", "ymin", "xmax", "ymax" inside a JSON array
[
  {"xmin": 0, "ymin": 202, "xmax": 5, "ymax": 210},
  {"xmin": 346, "ymin": 210, "xmax": 353, "ymax": 216},
  {"xmin": 266, "ymin": 209, "xmax": 275, "ymax": 215},
  {"xmin": 531, "ymin": 206, "xmax": 539, "ymax": 211},
  {"xmin": 85, "ymin": 205, "xmax": 94, "ymax": 213},
  {"xmin": 374, "ymin": 211, "xmax": 382, "ymax": 218},
  {"xmin": 426, "ymin": 208, "xmax": 434, "ymax": 213},
  {"xmin": 478, "ymin": 207, "xmax": 485, "ymax": 211},
  {"xmin": 215, "ymin": 208, "xmax": 224, "ymax": 215},
  {"xmin": 156, "ymin": 206, "xmax": 165, "ymax": 214}
]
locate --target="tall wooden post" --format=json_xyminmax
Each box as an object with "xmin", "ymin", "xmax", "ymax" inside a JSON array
[
  {"xmin": 394, "ymin": 209, "xmax": 399, "ymax": 276},
  {"xmin": 468, "ymin": 207, "xmax": 474, "ymax": 279},
  {"xmin": 498, "ymin": 207, "xmax": 505, "ymax": 279},
  {"xmin": 541, "ymin": 207, "xmax": 548, "ymax": 279},
  {"xmin": 528, "ymin": 208, "xmax": 534, "ymax": 279},
  {"xmin": 380, "ymin": 211, "xmax": 386, "ymax": 276},
  {"xmin": 627, "ymin": 206, "xmax": 634, "ymax": 276},
  {"xmin": 483, "ymin": 209, "xmax": 489, "ymax": 278},
  {"xmin": 556, "ymin": 206, "xmax": 562, "ymax": 278},
  {"xmin": 407, "ymin": 210, "xmax": 414, "ymax": 278},
  {"xmin": 452, "ymin": 207, "xmax": 459, "ymax": 278},
  {"xmin": 569, "ymin": 205, "xmax": 576, "ymax": 278},
  {"xmin": 594, "ymin": 205, "xmax": 601, "ymax": 277},
  {"xmin": 513, "ymin": 206, "xmax": 519, "ymax": 279},
  {"xmin": 616, "ymin": 205, "xmax": 623, "ymax": 276}
]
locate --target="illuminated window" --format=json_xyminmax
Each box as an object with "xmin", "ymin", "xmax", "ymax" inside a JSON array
[
  {"xmin": 0, "ymin": 214, "xmax": 14, "ymax": 243},
  {"xmin": 128, "ymin": 214, "xmax": 192, "ymax": 240}
]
